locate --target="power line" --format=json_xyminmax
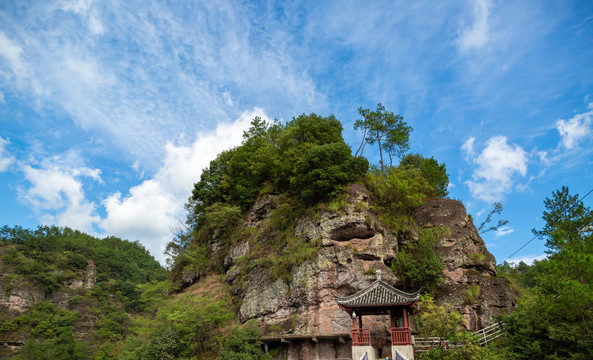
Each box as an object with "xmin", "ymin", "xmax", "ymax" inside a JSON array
[{"xmin": 500, "ymin": 187, "xmax": 593, "ymax": 264}]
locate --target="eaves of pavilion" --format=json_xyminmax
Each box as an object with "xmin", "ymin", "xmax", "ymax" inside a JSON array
[{"xmin": 334, "ymin": 278, "xmax": 420, "ymax": 347}]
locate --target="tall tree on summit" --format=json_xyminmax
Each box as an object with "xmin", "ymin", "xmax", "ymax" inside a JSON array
[{"xmin": 354, "ymin": 103, "xmax": 411, "ymax": 172}]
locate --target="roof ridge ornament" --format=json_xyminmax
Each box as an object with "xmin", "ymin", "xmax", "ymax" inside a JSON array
[{"xmin": 376, "ymin": 269, "xmax": 382, "ymax": 281}]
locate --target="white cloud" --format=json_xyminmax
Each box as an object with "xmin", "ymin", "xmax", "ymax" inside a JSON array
[
  {"xmin": 0, "ymin": 1, "xmax": 321, "ymax": 170},
  {"xmin": 457, "ymin": 0, "xmax": 492, "ymax": 52},
  {"xmin": 494, "ymin": 226, "xmax": 514, "ymax": 238},
  {"xmin": 507, "ymin": 253, "xmax": 547, "ymax": 266},
  {"xmin": 14, "ymin": 107, "xmax": 261, "ymax": 263},
  {"xmin": 59, "ymin": 0, "xmax": 96, "ymax": 14},
  {"xmin": 556, "ymin": 107, "xmax": 593, "ymax": 149},
  {"xmin": 0, "ymin": 32, "xmax": 26, "ymax": 78},
  {"xmin": 0, "ymin": 137, "xmax": 13, "ymax": 172},
  {"xmin": 20, "ymin": 162, "xmax": 101, "ymax": 232},
  {"xmin": 64, "ymin": 56, "xmax": 108, "ymax": 89},
  {"xmin": 464, "ymin": 136, "xmax": 528, "ymax": 202},
  {"xmin": 59, "ymin": 0, "xmax": 104, "ymax": 34},
  {"xmin": 461, "ymin": 136, "xmax": 476, "ymax": 159},
  {"xmin": 99, "ymin": 109, "xmax": 264, "ymax": 263}
]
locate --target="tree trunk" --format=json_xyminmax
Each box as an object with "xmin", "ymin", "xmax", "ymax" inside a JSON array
[
  {"xmin": 377, "ymin": 130, "xmax": 384, "ymax": 173},
  {"xmin": 355, "ymin": 126, "xmax": 368, "ymax": 157}
]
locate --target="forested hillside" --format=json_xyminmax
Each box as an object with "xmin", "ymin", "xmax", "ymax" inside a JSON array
[
  {"xmin": 0, "ymin": 226, "xmax": 166, "ymax": 358},
  {"xmin": 0, "ymin": 108, "xmax": 591, "ymax": 360}
]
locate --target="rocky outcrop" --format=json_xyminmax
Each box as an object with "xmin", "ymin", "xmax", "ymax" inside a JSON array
[
  {"xmin": 226, "ymin": 184, "xmax": 397, "ymax": 336},
  {"xmin": 0, "ymin": 286, "xmax": 44, "ymax": 313},
  {"xmin": 0, "ymin": 261, "xmax": 97, "ymax": 313},
  {"xmin": 413, "ymin": 200, "xmax": 516, "ymax": 329},
  {"xmin": 66, "ymin": 261, "xmax": 97, "ymax": 290},
  {"xmin": 225, "ymin": 185, "xmax": 515, "ymax": 338}
]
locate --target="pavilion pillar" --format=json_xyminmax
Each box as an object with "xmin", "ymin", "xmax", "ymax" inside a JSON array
[
  {"xmin": 392, "ymin": 306, "xmax": 414, "ymax": 359},
  {"xmin": 403, "ymin": 307, "xmax": 409, "ymax": 328},
  {"xmin": 390, "ymin": 310, "xmax": 396, "ymax": 328}
]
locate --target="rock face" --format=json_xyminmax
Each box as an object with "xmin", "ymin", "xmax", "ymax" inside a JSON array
[
  {"xmin": 220, "ymin": 185, "xmax": 515, "ymax": 358},
  {"xmin": 414, "ymin": 200, "xmax": 516, "ymax": 329},
  {"xmin": 0, "ymin": 287, "xmax": 44, "ymax": 313},
  {"xmin": 0, "ymin": 261, "xmax": 97, "ymax": 313}
]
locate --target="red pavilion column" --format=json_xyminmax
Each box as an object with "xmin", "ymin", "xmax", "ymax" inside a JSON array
[{"xmin": 403, "ymin": 307, "xmax": 409, "ymax": 328}]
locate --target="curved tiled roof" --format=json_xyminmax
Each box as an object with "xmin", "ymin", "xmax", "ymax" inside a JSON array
[{"xmin": 334, "ymin": 280, "xmax": 420, "ymax": 307}]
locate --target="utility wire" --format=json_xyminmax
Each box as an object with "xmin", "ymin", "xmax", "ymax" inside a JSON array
[{"xmin": 500, "ymin": 187, "xmax": 593, "ymax": 264}]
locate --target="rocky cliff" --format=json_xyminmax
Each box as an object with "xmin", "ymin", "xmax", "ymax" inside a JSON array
[{"xmin": 220, "ymin": 184, "xmax": 515, "ymax": 338}]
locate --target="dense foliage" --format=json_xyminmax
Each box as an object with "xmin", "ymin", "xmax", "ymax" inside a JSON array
[
  {"xmin": 390, "ymin": 228, "xmax": 447, "ymax": 292},
  {"xmin": 168, "ymin": 113, "xmax": 370, "ymax": 287},
  {"xmin": 0, "ymin": 225, "xmax": 167, "ymax": 359},
  {"xmin": 415, "ymin": 295, "xmax": 505, "ymax": 360},
  {"xmin": 219, "ymin": 320, "xmax": 271, "ymax": 360},
  {"xmin": 399, "ymin": 153, "xmax": 449, "ymax": 198},
  {"xmin": 499, "ymin": 187, "xmax": 593, "ymax": 359},
  {"xmin": 187, "ymin": 114, "xmax": 365, "ymax": 220}
]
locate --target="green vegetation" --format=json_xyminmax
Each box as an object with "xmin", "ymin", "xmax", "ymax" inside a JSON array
[
  {"xmin": 390, "ymin": 227, "xmax": 447, "ymax": 292},
  {"xmin": 499, "ymin": 187, "xmax": 593, "ymax": 359},
  {"xmin": 354, "ymin": 103, "xmax": 412, "ymax": 171},
  {"xmin": 1, "ymin": 108, "xmax": 460, "ymax": 359},
  {"xmin": 467, "ymin": 252, "xmax": 486, "ymax": 265},
  {"xmin": 363, "ymin": 268, "xmax": 376, "ymax": 276},
  {"xmin": 219, "ymin": 320, "xmax": 271, "ymax": 360},
  {"xmin": 367, "ymin": 167, "xmax": 435, "ymax": 219},
  {"xmin": 416, "ymin": 295, "xmax": 465, "ymax": 342},
  {"xmin": 415, "ymin": 295, "xmax": 508, "ymax": 360},
  {"xmin": 169, "ymin": 113, "xmax": 370, "ymax": 288},
  {"xmin": 0, "ymin": 225, "xmax": 166, "ymax": 359},
  {"xmin": 463, "ymin": 284, "xmax": 481, "ymax": 305},
  {"xmin": 399, "ymin": 153, "xmax": 449, "ymax": 198}
]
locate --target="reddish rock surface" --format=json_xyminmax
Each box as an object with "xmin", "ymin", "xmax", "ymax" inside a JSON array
[{"xmin": 228, "ymin": 187, "xmax": 516, "ymax": 340}]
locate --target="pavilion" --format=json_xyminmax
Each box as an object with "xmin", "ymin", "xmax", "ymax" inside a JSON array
[{"xmin": 334, "ymin": 273, "xmax": 420, "ymax": 360}]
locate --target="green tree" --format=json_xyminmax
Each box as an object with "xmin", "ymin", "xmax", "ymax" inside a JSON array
[
  {"xmin": 415, "ymin": 296, "xmax": 490, "ymax": 360},
  {"xmin": 291, "ymin": 142, "xmax": 368, "ymax": 204},
  {"xmin": 367, "ymin": 166, "xmax": 435, "ymax": 218},
  {"xmin": 219, "ymin": 320, "xmax": 271, "ymax": 360},
  {"xmin": 532, "ymin": 185, "xmax": 593, "ymax": 252},
  {"xmin": 354, "ymin": 103, "xmax": 411, "ymax": 171},
  {"xmin": 503, "ymin": 187, "xmax": 593, "ymax": 359},
  {"xmin": 399, "ymin": 153, "xmax": 449, "ymax": 198},
  {"xmin": 188, "ymin": 148, "xmax": 236, "ymax": 227},
  {"xmin": 144, "ymin": 327, "xmax": 183, "ymax": 360},
  {"xmin": 390, "ymin": 228, "xmax": 445, "ymax": 292},
  {"xmin": 416, "ymin": 295, "xmax": 464, "ymax": 342},
  {"xmin": 280, "ymin": 113, "xmax": 343, "ymax": 148}
]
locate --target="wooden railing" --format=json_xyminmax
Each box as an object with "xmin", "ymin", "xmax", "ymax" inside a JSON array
[
  {"xmin": 472, "ymin": 322, "xmax": 505, "ymax": 346},
  {"xmin": 390, "ymin": 327, "xmax": 412, "ymax": 345},
  {"xmin": 352, "ymin": 328, "xmax": 371, "ymax": 346},
  {"xmin": 414, "ymin": 322, "xmax": 506, "ymax": 354}
]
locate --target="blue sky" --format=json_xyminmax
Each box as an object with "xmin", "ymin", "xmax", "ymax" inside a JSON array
[{"xmin": 1, "ymin": 0, "xmax": 592, "ymax": 265}]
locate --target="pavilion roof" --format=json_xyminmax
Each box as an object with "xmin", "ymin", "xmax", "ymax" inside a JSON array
[{"xmin": 334, "ymin": 280, "xmax": 420, "ymax": 308}]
